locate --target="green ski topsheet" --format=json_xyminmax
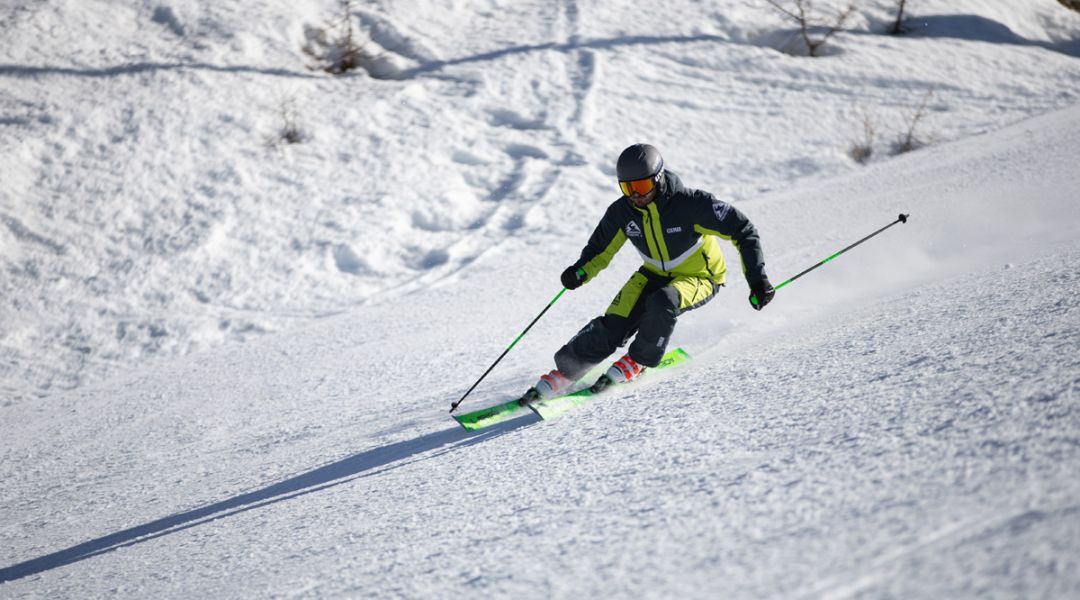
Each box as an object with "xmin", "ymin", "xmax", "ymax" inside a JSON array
[
  {"xmin": 451, "ymin": 397, "xmax": 526, "ymax": 431},
  {"xmin": 452, "ymin": 348, "xmax": 690, "ymax": 430}
]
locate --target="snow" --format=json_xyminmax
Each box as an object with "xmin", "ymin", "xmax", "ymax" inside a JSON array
[{"xmin": 2, "ymin": 0, "xmax": 1079, "ymax": 597}]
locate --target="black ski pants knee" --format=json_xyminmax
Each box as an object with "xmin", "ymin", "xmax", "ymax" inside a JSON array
[{"xmin": 554, "ymin": 268, "xmax": 720, "ymax": 380}]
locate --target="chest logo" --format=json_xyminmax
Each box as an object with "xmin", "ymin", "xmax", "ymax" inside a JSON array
[
  {"xmin": 666, "ymin": 226, "xmax": 682, "ymax": 234},
  {"xmin": 625, "ymin": 222, "xmax": 643, "ymax": 237}
]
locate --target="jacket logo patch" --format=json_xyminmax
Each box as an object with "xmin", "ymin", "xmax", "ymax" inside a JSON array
[
  {"xmin": 625, "ymin": 222, "xmax": 643, "ymax": 237},
  {"xmin": 713, "ymin": 202, "xmax": 732, "ymax": 221},
  {"xmin": 666, "ymin": 226, "xmax": 682, "ymax": 234}
]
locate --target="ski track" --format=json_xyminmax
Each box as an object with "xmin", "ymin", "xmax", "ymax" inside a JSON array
[{"xmin": 2, "ymin": 219, "xmax": 1078, "ymax": 597}]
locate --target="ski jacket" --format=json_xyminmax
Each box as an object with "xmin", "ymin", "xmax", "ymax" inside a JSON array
[{"xmin": 572, "ymin": 171, "xmax": 767, "ymax": 286}]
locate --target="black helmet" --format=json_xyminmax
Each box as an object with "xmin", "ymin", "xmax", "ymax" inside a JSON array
[{"xmin": 617, "ymin": 144, "xmax": 664, "ymax": 181}]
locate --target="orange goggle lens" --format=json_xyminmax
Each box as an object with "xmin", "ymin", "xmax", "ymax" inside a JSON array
[{"xmin": 619, "ymin": 177, "xmax": 656, "ymax": 197}]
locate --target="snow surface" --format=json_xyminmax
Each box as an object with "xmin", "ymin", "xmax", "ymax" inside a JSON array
[{"xmin": 2, "ymin": 0, "xmax": 1080, "ymax": 597}]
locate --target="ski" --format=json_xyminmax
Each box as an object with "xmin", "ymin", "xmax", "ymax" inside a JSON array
[
  {"xmin": 529, "ymin": 347, "xmax": 690, "ymax": 421},
  {"xmin": 452, "ymin": 348, "xmax": 690, "ymax": 430},
  {"xmin": 452, "ymin": 398, "xmax": 526, "ymax": 431}
]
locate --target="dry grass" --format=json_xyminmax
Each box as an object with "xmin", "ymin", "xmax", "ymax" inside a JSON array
[{"xmin": 893, "ymin": 90, "xmax": 934, "ymax": 155}]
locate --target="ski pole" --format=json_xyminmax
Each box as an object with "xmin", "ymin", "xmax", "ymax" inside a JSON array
[
  {"xmin": 752, "ymin": 213, "xmax": 910, "ymax": 306},
  {"xmin": 449, "ymin": 276, "xmax": 578, "ymax": 413}
]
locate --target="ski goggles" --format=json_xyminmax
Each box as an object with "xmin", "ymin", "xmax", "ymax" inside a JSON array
[{"xmin": 618, "ymin": 175, "xmax": 658, "ymax": 197}]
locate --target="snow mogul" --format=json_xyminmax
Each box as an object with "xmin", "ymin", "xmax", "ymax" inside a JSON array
[{"xmin": 520, "ymin": 143, "xmax": 774, "ymax": 403}]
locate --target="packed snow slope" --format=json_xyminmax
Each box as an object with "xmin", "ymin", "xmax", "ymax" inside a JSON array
[
  {"xmin": 2, "ymin": 0, "xmax": 1080, "ymax": 598},
  {"xmin": 3, "ymin": 105, "xmax": 1079, "ymax": 599}
]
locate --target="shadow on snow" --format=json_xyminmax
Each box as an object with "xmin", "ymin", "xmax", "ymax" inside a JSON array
[
  {"xmin": 0, "ymin": 415, "xmax": 538, "ymax": 583},
  {"xmin": 1, "ymin": 16, "xmax": 1077, "ymax": 84},
  {"xmin": 0, "ymin": 62, "xmax": 321, "ymax": 79},
  {"xmin": 900, "ymin": 14, "xmax": 1080, "ymax": 57},
  {"xmin": 0, "ymin": 34, "xmax": 730, "ymax": 82},
  {"xmin": 394, "ymin": 34, "xmax": 727, "ymax": 78}
]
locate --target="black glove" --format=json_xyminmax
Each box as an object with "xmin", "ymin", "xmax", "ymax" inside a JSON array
[
  {"xmin": 749, "ymin": 278, "xmax": 775, "ymax": 310},
  {"xmin": 561, "ymin": 266, "xmax": 586, "ymax": 290}
]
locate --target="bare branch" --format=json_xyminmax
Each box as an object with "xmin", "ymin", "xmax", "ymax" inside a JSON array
[
  {"xmin": 301, "ymin": 0, "xmax": 384, "ymax": 75},
  {"xmin": 764, "ymin": 0, "xmax": 804, "ymax": 22},
  {"xmin": 817, "ymin": 4, "xmax": 854, "ymax": 48},
  {"xmin": 264, "ymin": 93, "xmax": 308, "ymax": 148},
  {"xmin": 890, "ymin": 0, "xmax": 910, "ymax": 35},
  {"xmin": 762, "ymin": 0, "xmax": 852, "ymax": 57},
  {"xmin": 848, "ymin": 106, "xmax": 877, "ymax": 164},
  {"xmin": 894, "ymin": 89, "xmax": 935, "ymax": 154}
]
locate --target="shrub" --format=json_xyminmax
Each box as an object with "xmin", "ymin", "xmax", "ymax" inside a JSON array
[
  {"xmin": 763, "ymin": 0, "xmax": 854, "ymax": 57},
  {"xmin": 265, "ymin": 94, "xmax": 308, "ymax": 147},
  {"xmin": 848, "ymin": 107, "xmax": 877, "ymax": 164},
  {"xmin": 301, "ymin": 0, "xmax": 379, "ymax": 75},
  {"xmin": 892, "ymin": 90, "xmax": 934, "ymax": 155}
]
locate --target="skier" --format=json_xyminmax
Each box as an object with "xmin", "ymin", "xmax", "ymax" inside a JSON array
[{"xmin": 520, "ymin": 143, "xmax": 774, "ymax": 404}]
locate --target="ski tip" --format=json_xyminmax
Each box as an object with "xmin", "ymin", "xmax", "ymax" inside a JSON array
[
  {"xmin": 451, "ymin": 400, "xmax": 526, "ymax": 431},
  {"xmin": 453, "ymin": 417, "xmax": 480, "ymax": 432},
  {"xmin": 452, "ymin": 414, "xmax": 491, "ymax": 432}
]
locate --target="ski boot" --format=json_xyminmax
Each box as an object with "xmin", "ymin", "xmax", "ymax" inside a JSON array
[
  {"xmin": 519, "ymin": 369, "xmax": 573, "ymax": 406},
  {"xmin": 590, "ymin": 354, "xmax": 643, "ymax": 394}
]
